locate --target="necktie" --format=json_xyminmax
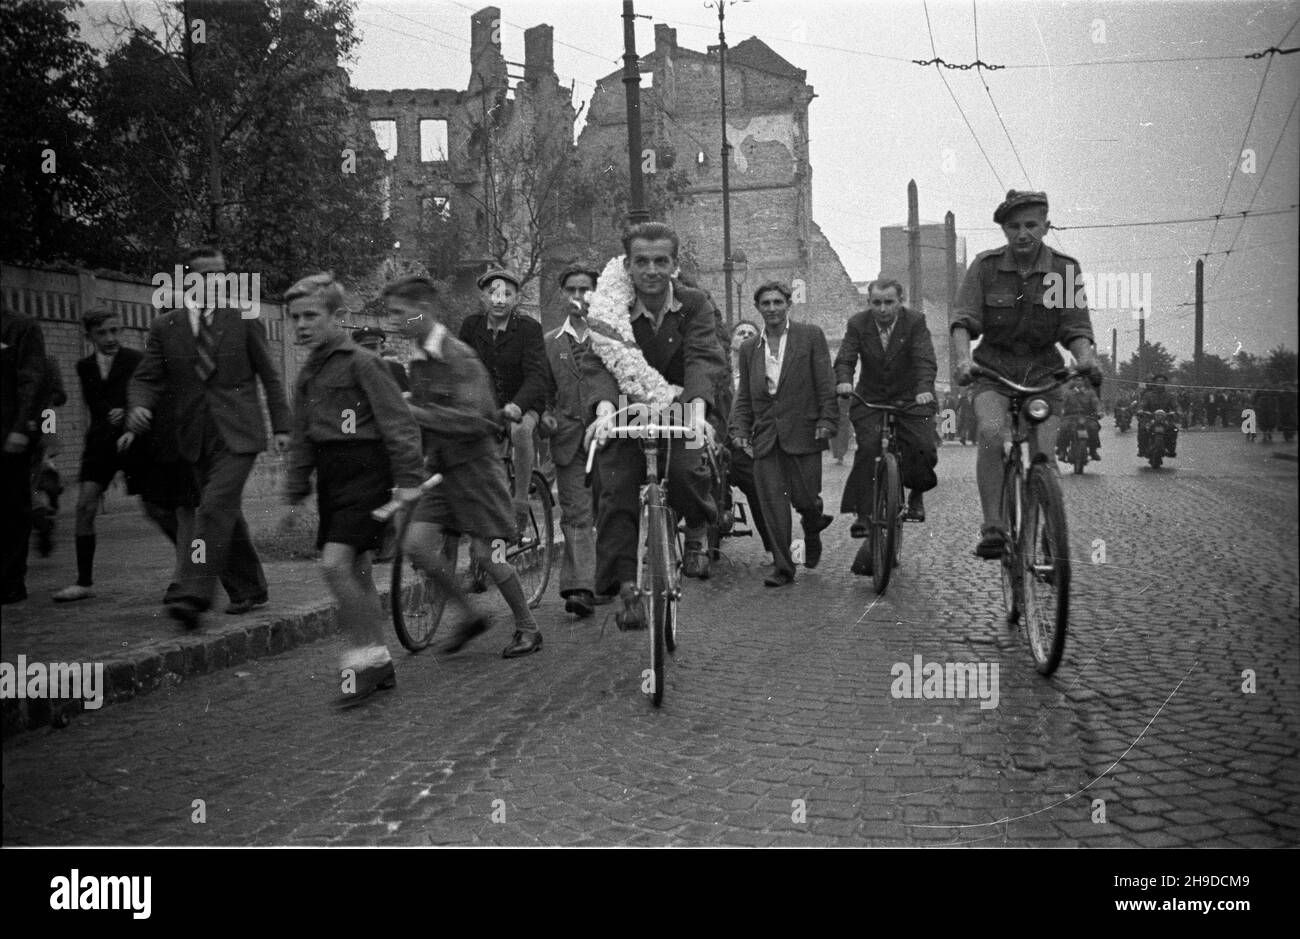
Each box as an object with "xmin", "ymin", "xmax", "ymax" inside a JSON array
[
  {"xmin": 880, "ymin": 324, "xmax": 893, "ymax": 350},
  {"xmin": 195, "ymin": 311, "xmax": 217, "ymax": 382}
]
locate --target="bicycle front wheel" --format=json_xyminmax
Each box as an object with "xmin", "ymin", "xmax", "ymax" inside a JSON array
[
  {"xmin": 871, "ymin": 453, "xmax": 900, "ymax": 595},
  {"xmin": 645, "ymin": 486, "xmax": 675, "ymax": 707},
  {"xmin": 999, "ymin": 457, "xmax": 1024, "ymax": 626},
  {"xmin": 390, "ymin": 511, "xmax": 456, "ymax": 652},
  {"xmin": 508, "ymin": 470, "xmax": 555, "ymax": 607},
  {"xmin": 1020, "ymin": 463, "xmax": 1070, "ymax": 675}
]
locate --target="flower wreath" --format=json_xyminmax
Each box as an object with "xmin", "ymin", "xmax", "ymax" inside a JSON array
[{"xmin": 584, "ymin": 256, "xmax": 682, "ymax": 409}]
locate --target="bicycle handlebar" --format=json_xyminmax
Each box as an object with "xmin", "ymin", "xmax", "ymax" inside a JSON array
[
  {"xmin": 584, "ymin": 423, "xmax": 701, "ymax": 474},
  {"xmin": 966, "ymin": 365, "xmax": 1079, "ymax": 396},
  {"xmin": 371, "ymin": 474, "xmax": 442, "ymax": 522},
  {"xmin": 840, "ymin": 391, "xmax": 933, "ymax": 414}
]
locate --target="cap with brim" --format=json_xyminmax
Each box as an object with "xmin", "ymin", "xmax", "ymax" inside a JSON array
[
  {"xmin": 993, "ymin": 189, "xmax": 1049, "ymax": 225},
  {"xmin": 353, "ymin": 326, "xmax": 386, "ymax": 343},
  {"xmin": 477, "ymin": 268, "xmax": 521, "ymax": 291}
]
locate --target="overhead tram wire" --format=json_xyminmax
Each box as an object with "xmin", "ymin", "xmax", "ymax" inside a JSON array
[
  {"xmin": 972, "ymin": 0, "xmax": 1033, "ymax": 188},
  {"xmin": 922, "ymin": 0, "xmax": 1005, "ymax": 190}
]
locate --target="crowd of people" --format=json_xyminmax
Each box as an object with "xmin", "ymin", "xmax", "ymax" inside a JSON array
[{"xmin": 2, "ymin": 191, "xmax": 1295, "ymax": 708}]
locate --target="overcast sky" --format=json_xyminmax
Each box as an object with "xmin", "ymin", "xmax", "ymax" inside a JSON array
[{"xmin": 78, "ymin": 0, "xmax": 1299, "ymax": 363}]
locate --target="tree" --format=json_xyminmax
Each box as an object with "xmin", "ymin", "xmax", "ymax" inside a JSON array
[
  {"xmin": 1172, "ymin": 352, "xmax": 1235, "ymax": 391},
  {"xmin": 1118, "ymin": 340, "xmax": 1176, "ymax": 385},
  {"xmin": 0, "ymin": 0, "xmax": 100, "ymax": 264},
  {"xmin": 86, "ymin": 0, "xmax": 391, "ymax": 290},
  {"xmin": 569, "ymin": 142, "xmax": 693, "ymax": 258},
  {"xmin": 1263, "ymin": 346, "xmax": 1297, "ymax": 387}
]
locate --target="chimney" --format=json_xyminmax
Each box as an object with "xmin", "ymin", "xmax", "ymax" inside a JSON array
[
  {"xmin": 469, "ymin": 6, "xmax": 507, "ymax": 93},
  {"xmin": 524, "ymin": 24, "xmax": 554, "ymax": 84},
  {"xmin": 654, "ymin": 24, "xmax": 677, "ymax": 56}
]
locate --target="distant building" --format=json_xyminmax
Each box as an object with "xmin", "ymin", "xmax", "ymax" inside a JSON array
[
  {"xmin": 576, "ymin": 25, "xmax": 864, "ymax": 343},
  {"xmin": 879, "ymin": 221, "xmax": 967, "ymax": 384}
]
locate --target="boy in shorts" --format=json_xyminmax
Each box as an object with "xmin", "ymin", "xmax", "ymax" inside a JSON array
[
  {"xmin": 282, "ymin": 273, "xmax": 428, "ymax": 708},
  {"xmin": 382, "ymin": 275, "xmax": 543, "ymax": 659}
]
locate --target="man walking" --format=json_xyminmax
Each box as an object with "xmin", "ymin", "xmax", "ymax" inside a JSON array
[
  {"xmin": 730, "ymin": 281, "xmax": 837, "ymax": 587},
  {"xmin": 127, "ymin": 246, "xmax": 292, "ymax": 626},
  {"xmin": 2, "ymin": 306, "xmax": 48, "ymax": 604}
]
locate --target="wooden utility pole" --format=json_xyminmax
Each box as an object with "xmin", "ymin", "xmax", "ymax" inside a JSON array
[
  {"xmin": 945, "ymin": 210, "xmax": 957, "ymax": 387},
  {"xmin": 907, "ymin": 180, "xmax": 922, "ymax": 319},
  {"xmin": 1194, "ymin": 258, "xmax": 1205, "ymax": 387},
  {"xmin": 1139, "ymin": 311, "xmax": 1146, "ymax": 380},
  {"xmin": 621, "ymin": 1, "xmax": 648, "ymax": 225},
  {"xmin": 715, "ymin": 1, "xmax": 735, "ymax": 325}
]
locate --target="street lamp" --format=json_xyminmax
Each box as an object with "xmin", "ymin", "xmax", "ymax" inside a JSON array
[{"xmin": 705, "ymin": 0, "xmax": 747, "ymax": 326}]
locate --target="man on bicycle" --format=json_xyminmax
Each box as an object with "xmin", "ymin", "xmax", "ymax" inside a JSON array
[
  {"xmin": 835, "ymin": 278, "xmax": 938, "ymax": 546},
  {"xmin": 1138, "ymin": 375, "xmax": 1179, "ymax": 458},
  {"xmin": 588, "ymin": 222, "xmax": 726, "ymax": 627},
  {"xmin": 1056, "ymin": 376, "xmax": 1103, "ymax": 462},
  {"xmin": 459, "ymin": 268, "xmax": 549, "ymax": 538},
  {"xmin": 952, "ymin": 190, "xmax": 1099, "ymax": 559}
]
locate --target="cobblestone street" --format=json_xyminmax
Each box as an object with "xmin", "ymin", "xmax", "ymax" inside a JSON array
[{"xmin": 2, "ymin": 430, "xmax": 1297, "ymax": 846}]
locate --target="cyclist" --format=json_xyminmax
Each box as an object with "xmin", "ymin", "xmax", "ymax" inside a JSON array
[
  {"xmin": 1056, "ymin": 376, "xmax": 1103, "ymax": 462},
  {"xmin": 835, "ymin": 278, "xmax": 938, "ymax": 546},
  {"xmin": 952, "ymin": 190, "xmax": 1099, "ymax": 559},
  {"xmin": 459, "ymin": 268, "xmax": 549, "ymax": 538},
  {"xmin": 1138, "ymin": 374, "xmax": 1180, "ymax": 458}
]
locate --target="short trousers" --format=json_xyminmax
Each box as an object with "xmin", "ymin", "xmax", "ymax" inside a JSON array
[
  {"xmin": 411, "ymin": 452, "xmax": 517, "ymax": 543},
  {"xmin": 79, "ymin": 438, "xmax": 143, "ymax": 494},
  {"xmin": 315, "ymin": 441, "xmax": 394, "ymax": 552}
]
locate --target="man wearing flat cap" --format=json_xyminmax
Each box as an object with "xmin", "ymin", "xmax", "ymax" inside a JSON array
[
  {"xmin": 459, "ymin": 268, "xmax": 549, "ymax": 537},
  {"xmin": 952, "ymin": 190, "xmax": 1099, "ymax": 559},
  {"xmin": 353, "ymin": 326, "xmax": 409, "ymax": 393}
]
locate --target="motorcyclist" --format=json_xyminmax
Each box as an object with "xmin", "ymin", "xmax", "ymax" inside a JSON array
[
  {"xmin": 1057, "ymin": 376, "xmax": 1102, "ymax": 461},
  {"xmin": 1138, "ymin": 374, "xmax": 1179, "ymax": 458}
]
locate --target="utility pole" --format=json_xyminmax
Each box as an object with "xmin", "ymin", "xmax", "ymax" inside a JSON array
[
  {"xmin": 945, "ymin": 210, "xmax": 957, "ymax": 387},
  {"xmin": 1111, "ymin": 327, "xmax": 1117, "ymax": 374},
  {"xmin": 1138, "ymin": 310, "xmax": 1146, "ymax": 381},
  {"xmin": 1194, "ymin": 258, "xmax": 1204, "ymax": 387},
  {"xmin": 621, "ymin": 1, "xmax": 648, "ymax": 225},
  {"xmin": 907, "ymin": 180, "xmax": 922, "ymax": 321},
  {"xmin": 707, "ymin": 0, "xmax": 738, "ymax": 325}
]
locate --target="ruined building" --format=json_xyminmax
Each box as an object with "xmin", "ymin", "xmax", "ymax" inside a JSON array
[{"xmin": 576, "ymin": 25, "xmax": 865, "ymax": 342}]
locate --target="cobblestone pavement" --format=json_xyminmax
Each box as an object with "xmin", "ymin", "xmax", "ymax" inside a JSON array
[{"xmin": 3, "ymin": 429, "xmax": 1297, "ymax": 846}]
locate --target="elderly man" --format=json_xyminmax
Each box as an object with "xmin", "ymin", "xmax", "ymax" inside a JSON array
[
  {"xmin": 730, "ymin": 281, "xmax": 837, "ymax": 587},
  {"xmin": 835, "ymin": 278, "xmax": 938, "ymax": 567}
]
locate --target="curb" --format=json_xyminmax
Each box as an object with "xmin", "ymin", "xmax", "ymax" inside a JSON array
[{"xmin": 1, "ymin": 589, "xmax": 359, "ymax": 741}]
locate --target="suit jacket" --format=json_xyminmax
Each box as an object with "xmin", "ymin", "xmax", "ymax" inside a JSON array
[
  {"xmin": 730, "ymin": 321, "xmax": 838, "ymax": 459},
  {"xmin": 127, "ymin": 307, "xmax": 291, "ymax": 462},
  {"xmin": 76, "ymin": 347, "xmax": 143, "ymax": 447},
  {"xmin": 544, "ymin": 323, "xmax": 620, "ymax": 468},
  {"xmin": 1, "ymin": 309, "xmax": 47, "ymax": 439},
  {"xmin": 458, "ymin": 312, "xmax": 549, "ymax": 416},
  {"xmin": 627, "ymin": 281, "xmax": 726, "ymax": 412},
  {"xmin": 835, "ymin": 307, "xmax": 937, "ymax": 406}
]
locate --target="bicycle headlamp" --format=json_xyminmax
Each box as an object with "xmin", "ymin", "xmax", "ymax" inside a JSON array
[
  {"xmin": 1154, "ymin": 409, "xmax": 1167, "ymax": 419},
  {"xmin": 1024, "ymin": 398, "xmax": 1052, "ymax": 422}
]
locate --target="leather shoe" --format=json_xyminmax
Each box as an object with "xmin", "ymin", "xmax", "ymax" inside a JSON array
[
  {"xmin": 226, "ymin": 594, "xmax": 269, "ymax": 615},
  {"xmin": 974, "ymin": 526, "xmax": 1006, "ymax": 560},
  {"xmin": 905, "ymin": 492, "xmax": 925, "ymax": 522},
  {"xmin": 502, "ymin": 630, "xmax": 543, "ymax": 658},
  {"xmin": 682, "ymin": 542, "xmax": 710, "ymax": 579},
  {"xmin": 564, "ymin": 590, "xmax": 595, "ymax": 618},
  {"xmin": 167, "ymin": 601, "xmax": 202, "ymax": 629},
  {"xmin": 802, "ymin": 513, "xmax": 831, "ymax": 569},
  {"xmin": 333, "ymin": 660, "xmax": 396, "ymax": 709},
  {"xmin": 764, "ymin": 569, "xmax": 794, "ymax": 587},
  {"xmin": 439, "ymin": 614, "xmax": 491, "ymax": 653},
  {"xmin": 615, "ymin": 584, "xmax": 646, "ymax": 630},
  {"xmin": 849, "ymin": 517, "xmax": 869, "ymax": 538}
]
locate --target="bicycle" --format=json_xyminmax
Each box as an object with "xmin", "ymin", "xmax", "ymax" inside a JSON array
[
  {"xmin": 587, "ymin": 418, "xmax": 696, "ymax": 708},
  {"xmin": 967, "ymin": 365, "xmax": 1080, "ymax": 676},
  {"xmin": 845, "ymin": 394, "xmax": 926, "ymax": 595}
]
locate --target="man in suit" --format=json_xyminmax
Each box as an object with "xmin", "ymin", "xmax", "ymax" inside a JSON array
[
  {"xmin": 588, "ymin": 222, "xmax": 726, "ymax": 627},
  {"xmin": 52, "ymin": 309, "xmax": 145, "ymax": 601},
  {"xmin": 835, "ymin": 278, "xmax": 938, "ymax": 559},
  {"xmin": 543, "ymin": 265, "xmax": 620, "ymax": 618},
  {"xmin": 2, "ymin": 306, "xmax": 48, "ymax": 604},
  {"xmin": 730, "ymin": 282, "xmax": 837, "ymax": 587},
  {"xmin": 127, "ymin": 246, "xmax": 292, "ymax": 626}
]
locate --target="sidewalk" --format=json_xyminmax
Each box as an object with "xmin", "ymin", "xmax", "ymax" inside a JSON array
[{"xmin": 0, "ymin": 498, "xmax": 365, "ymax": 738}]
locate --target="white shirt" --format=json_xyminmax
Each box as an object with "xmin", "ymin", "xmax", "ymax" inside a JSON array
[
  {"xmin": 629, "ymin": 281, "xmax": 681, "ymax": 334},
  {"xmin": 877, "ymin": 317, "xmax": 896, "ymax": 350},
  {"xmin": 421, "ymin": 321, "xmax": 449, "ymax": 360},
  {"xmin": 763, "ymin": 326, "xmax": 788, "ymax": 396},
  {"xmin": 188, "ymin": 307, "xmax": 215, "ymax": 337},
  {"xmin": 558, "ymin": 315, "xmax": 589, "ymax": 345},
  {"xmin": 95, "ymin": 350, "xmax": 116, "ymax": 381}
]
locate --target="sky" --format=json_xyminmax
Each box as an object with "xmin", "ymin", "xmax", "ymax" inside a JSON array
[{"xmin": 76, "ymin": 0, "xmax": 1300, "ymax": 364}]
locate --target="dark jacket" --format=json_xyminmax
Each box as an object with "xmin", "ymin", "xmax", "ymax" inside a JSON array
[
  {"xmin": 128, "ymin": 307, "xmax": 292, "ymax": 461},
  {"xmin": 1139, "ymin": 388, "xmax": 1178, "ymax": 413},
  {"xmin": 406, "ymin": 329, "xmax": 501, "ymax": 472},
  {"xmin": 627, "ymin": 281, "xmax": 726, "ymax": 411},
  {"xmin": 285, "ymin": 333, "xmax": 425, "ymax": 501},
  {"xmin": 731, "ymin": 321, "xmax": 838, "ymax": 458},
  {"xmin": 835, "ymin": 306, "xmax": 937, "ymax": 405},
  {"xmin": 1, "ymin": 308, "xmax": 47, "ymax": 440},
  {"xmin": 544, "ymin": 322, "xmax": 620, "ymax": 468},
  {"xmin": 459, "ymin": 311, "xmax": 549, "ymax": 416},
  {"xmin": 76, "ymin": 347, "xmax": 143, "ymax": 448}
]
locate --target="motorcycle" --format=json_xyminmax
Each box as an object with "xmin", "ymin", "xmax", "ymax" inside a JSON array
[
  {"xmin": 1066, "ymin": 414, "xmax": 1091, "ymax": 475},
  {"xmin": 1115, "ymin": 404, "xmax": 1132, "ymax": 433},
  {"xmin": 1140, "ymin": 409, "xmax": 1177, "ymax": 469}
]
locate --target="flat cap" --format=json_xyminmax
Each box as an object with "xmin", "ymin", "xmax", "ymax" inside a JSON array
[
  {"xmin": 352, "ymin": 326, "xmax": 386, "ymax": 344},
  {"xmin": 476, "ymin": 268, "xmax": 521, "ymax": 291},
  {"xmin": 993, "ymin": 189, "xmax": 1049, "ymax": 225}
]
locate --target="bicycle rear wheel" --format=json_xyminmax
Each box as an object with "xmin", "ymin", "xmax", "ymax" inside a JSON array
[
  {"xmin": 507, "ymin": 470, "xmax": 555, "ymax": 607},
  {"xmin": 645, "ymin": 486, "xmax": 674, "ymax": 707},
  {"xmin": 390, "ymin": 511, "xmax": 458, "ymax": 652},
  {"xmin": 999, "ymin": 457, "xmax": 1024, "ymax": 626},
  {"xmin": 871, "ymin": 453, "xmax": 899, "ymax": 594},
  {"xmin": 1020, "ymin": 463, "xmax": 1070, "ymax": 675}
]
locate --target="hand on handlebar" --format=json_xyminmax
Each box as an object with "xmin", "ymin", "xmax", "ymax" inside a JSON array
[
  {"xmin": 500, "ymin": 402, "xmax": 523, "ymax": 423},
  {"xmin": 836, "ymin": 382, "xmax": 853, "ymax": 397}
]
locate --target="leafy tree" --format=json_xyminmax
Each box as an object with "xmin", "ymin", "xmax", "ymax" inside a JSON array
[
  {"xmin": 1117, "ymin": 340, "xmax": 1176, "ymax": 385},
  {"xmin": 0, "ymin": 0, "xmax": 100, "ymax": 264},
  {"xmin": 1263, "ymin": 346, "xmax": 1297, "ymax": 387},
  {"xmin": 1172, "ymin": 352, "xmax": 1236, "ymax": 391}
]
